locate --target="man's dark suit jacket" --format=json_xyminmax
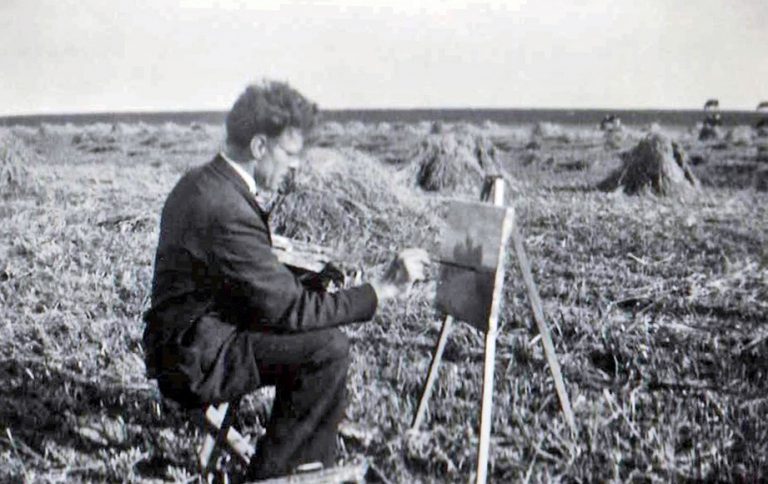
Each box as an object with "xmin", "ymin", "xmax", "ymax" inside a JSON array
[{"xmin": 143, "ymin": 155, "xmax": 378, "ymax": 408}]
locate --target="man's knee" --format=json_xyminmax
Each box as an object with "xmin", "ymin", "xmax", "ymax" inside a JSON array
[
  {"xmin": 321, "ymin": 328, "xmax": 350, "ymax": 363},
  {"xmin": 307, "ymin": 328, "xmax": 349, "ymax": 365}
]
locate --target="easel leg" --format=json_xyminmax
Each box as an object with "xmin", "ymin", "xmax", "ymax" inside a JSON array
[
  {"xmin": 511, "ymin": 225, "xmax": 577, "ymax": 435},
  {"xmin": 476, "ymin": 175, "xmax": 505, "ymax": 484},
  {"xmin": 475, "ymin": 328, "xmax": 497, "ymax": 484},
  {"xmin": 411, "ymin": 315, "xmax": 454, "ymax": 430}
]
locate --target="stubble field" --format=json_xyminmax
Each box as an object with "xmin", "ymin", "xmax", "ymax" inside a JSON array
[{"xmin": 1, "ymin": 118, "xmax": 767, "ymax": 482}]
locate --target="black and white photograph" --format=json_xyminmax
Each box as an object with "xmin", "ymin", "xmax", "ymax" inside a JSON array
[{"xmin": 1, "ymin": 1, "xmax": 767, "ymax": 482}]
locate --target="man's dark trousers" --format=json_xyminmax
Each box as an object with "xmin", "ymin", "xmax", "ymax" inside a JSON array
[{"xmin": 244, "ymin": 327, "xmax": 350, "ymax": 479}]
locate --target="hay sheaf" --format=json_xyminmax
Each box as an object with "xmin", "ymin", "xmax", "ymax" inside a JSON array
[
  {"xmin": 0, "ymin": 131, "xmax": 40, "ymax": 198},
  {"xmin": 604, "ymin": 129, "xmax": 627, "ymax": 150},
  {"xmin": 270, "ymin": 147, "xmax": 436, "ymax": 265},
  {"xmin": 725, "ymin": 126, "xmax": 754, "ymax": 146},
  {"xmin": 410, "ymin": 132, "xmax": 499, "ymax": 192},
  {"xmin": 532, "ymin": 122, "xmax": 573, "ymax": 143},
  {"xmin": 598, "ymin": 133, "xmax": 700, "ymax": 196}
]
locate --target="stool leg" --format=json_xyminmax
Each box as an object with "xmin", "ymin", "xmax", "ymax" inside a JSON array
[
  {"xmin": 201, "ymin": 401, "xmax": 255, "ymax": 466},
  {"xmin": 199, "ymin": 401, "xmax": 237, "ymax": 476},
  {"xmin": 199, "ymin": 432, "xmax": 218, "ymax": 474}
]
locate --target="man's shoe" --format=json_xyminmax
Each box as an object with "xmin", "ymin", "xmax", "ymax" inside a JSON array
[{"xmin": 294, "ymin": 462, "xmax": 323, "ymax": 474}]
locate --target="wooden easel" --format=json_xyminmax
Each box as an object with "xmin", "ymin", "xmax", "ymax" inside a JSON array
[{"xmin": 411, "ymin": 176, "xmax": 576, "ymax": 484}]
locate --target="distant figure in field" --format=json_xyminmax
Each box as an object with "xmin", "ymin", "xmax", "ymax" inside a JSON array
[
  {"xmin": 700, "ymin": 98, "xmax": 723, "ymax": 140},
  {"xmin": 702, "ymin": 98, "xmax": 722, "ymax": 127},
  {"xmin": 600, "ymin": 114, "xmax": 621, "ymax": 132},
  {"xmin": 703, "ymin": 112, "xmax": 722, "ymax": 128},
  {"xmin": 142, "ymin": 80, "xmax": 428, "ymax": 479}
]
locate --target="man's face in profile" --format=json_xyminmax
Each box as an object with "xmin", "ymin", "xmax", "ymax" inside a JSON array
[{"xmin": 253, "ymin": 127, "xmax": 304, "ymax": 193}]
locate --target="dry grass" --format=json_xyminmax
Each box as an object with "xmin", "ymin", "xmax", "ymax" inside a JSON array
[{"xmin": 1, "ymin": 121, "xmax": 767, "ymax": 482}]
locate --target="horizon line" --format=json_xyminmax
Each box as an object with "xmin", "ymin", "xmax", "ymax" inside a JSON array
[{"xmin": 2, "ymin": 105, "xmax": 765, "ymax": 119}]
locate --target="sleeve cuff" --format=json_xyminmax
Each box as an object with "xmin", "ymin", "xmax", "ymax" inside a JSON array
[{"xmin": 348, "ymin": 283, "xmax": 378, "ymax": 321}]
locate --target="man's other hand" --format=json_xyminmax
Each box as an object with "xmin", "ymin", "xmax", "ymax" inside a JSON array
[
  {"xmin": 371, "ymin": 248, "xmax": 430, "ymax": 302},
  {"xmin": 319, "ymin": 262, "xmax": 346, "ymax": 287}
]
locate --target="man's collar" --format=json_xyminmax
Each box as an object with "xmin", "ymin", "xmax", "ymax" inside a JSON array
[
  {"xmin": 219, "ymin": 151, "xmax": 282, "ymax": 215},
  {"xmin": 220, "ymin": 151, "xmax": 257, "ymax": 195}
]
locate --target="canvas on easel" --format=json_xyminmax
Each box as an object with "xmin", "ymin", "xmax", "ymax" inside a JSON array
[{"xmin": 435, "ymin": 201, "xmax": 512, "ymax": 331}]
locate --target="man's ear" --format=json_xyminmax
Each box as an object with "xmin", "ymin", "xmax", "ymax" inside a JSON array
[{"xmin": 249, "ymin": 135, "xmax": 267, "ymax": 160}]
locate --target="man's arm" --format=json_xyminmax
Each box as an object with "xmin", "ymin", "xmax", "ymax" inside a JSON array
[{"xmin": 209, "ymin": 212, "xmax": 377, "ymax": 332}]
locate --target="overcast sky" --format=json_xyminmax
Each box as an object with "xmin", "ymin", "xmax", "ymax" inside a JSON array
[{"xmin": 1, "ymin": 0, "xmax": 766, "ymax": 115}]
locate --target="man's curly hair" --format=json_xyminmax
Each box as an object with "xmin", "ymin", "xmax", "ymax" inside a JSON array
[{"xmin": 225, "ymin": 80, "xmax": 319, "ymax": 149}]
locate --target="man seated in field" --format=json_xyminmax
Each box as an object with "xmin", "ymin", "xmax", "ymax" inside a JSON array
[{"xmin": 142, "ymin": 80, "xmax": 429, "ymax": 479}]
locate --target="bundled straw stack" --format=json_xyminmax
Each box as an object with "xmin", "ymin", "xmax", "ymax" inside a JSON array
[
  {"xmin": 411, "ymin": 132, "xmax": 499, "ymax": 192},
  {"xmin": 598, "ymin": 133, "xmax": 700, "ymax": 196},
  {"xmin": 0, "ymin": 131, "xmax": 39, "ymax": 199},
  {"xmin": 271, "ymin": 147, "xmax": 433, "ymax": 265}
]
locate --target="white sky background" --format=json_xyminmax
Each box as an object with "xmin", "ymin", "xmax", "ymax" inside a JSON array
[{"xmin": 1, "ymin": 0, "xmax": 766, "ymax": 115}]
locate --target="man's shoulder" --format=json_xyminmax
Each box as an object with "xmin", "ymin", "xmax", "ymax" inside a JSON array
[
  {"xmin": 161, "ymin": 156, "xmax": 268, "ymax": 230},
  {"xmin": 164, "ymin": 158, "xmax": 231, "ymax": 207},
  {"xmin": 173, "ymin": 157, "xmax": 222, "ymax": 190}
]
